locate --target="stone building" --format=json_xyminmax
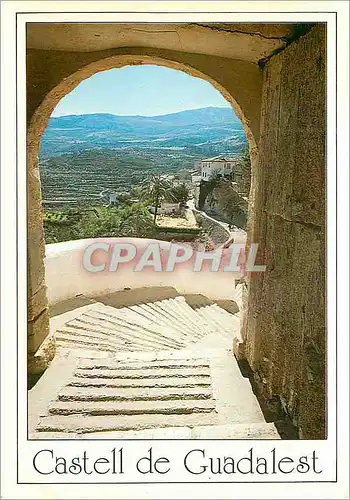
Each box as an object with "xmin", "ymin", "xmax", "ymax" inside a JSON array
[{"xmin": 201, "ymin": 156, "xmax": 242, "ymax": 182}]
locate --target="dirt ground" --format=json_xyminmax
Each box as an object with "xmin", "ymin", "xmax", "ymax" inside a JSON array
[{"xmin": 156, "ymin": 214, "xmax": 198, "ymax": 229}]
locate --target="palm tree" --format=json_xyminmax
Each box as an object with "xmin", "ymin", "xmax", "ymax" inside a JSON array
[{"xmin": 140, "ymin": 174, "xmax": 172, "ymax": 224}]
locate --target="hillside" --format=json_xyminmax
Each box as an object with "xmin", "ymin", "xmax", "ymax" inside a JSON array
[{"xmin": 39, "ymin": 107, "xmax": 247, "ymax": 207}]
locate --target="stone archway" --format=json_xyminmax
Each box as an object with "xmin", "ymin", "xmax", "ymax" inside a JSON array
[{"xmin": 27, "ymin": 50, "xmax": 259, "ymax": 374}]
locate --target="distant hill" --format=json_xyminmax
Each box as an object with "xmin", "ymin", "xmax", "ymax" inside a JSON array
[
  {"xmin": 48, "ymin": 106, "xmax": 242, "ymax": 129},
  {"xmin": 40, "ymin": 107, "xmax": 245, "ymax": 157},
  {"xmin": 39, "ymin": 107, "xmax": 247, "ymax": 208}
]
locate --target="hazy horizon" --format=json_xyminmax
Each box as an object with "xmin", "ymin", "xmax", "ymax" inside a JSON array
[
  {"xmin": 52, "ymin": 65, "xmax": 232, "ymax": 118},
  {"xmin": 51, "ymin": 105, "xmax": 233, "ymax": 119}
]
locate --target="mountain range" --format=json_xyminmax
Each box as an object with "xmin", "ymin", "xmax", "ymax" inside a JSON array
[{"xmin": 40, "ymin": 107, "xmax": 246, "ymax": 157}]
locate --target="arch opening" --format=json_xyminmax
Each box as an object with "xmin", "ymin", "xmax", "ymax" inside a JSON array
[
  {"xmin": 29, "ymin": 54, "xmax": 257, "ymax": 151},
  {"xmin": 32, "ymin": 57, "xmax": 257, "ymax": 244},
  {"xmin": 27, "ymin": 53, "xmax": 258, "ymax": 383}
]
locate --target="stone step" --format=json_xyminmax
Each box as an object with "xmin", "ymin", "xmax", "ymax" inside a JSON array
[
  {"xmin": 85, "ymin": 309, "xmax": 189, "ymax": 348},
  {"xmin": 163, "ymin": 297, "xmax": 218, "ymax": 338},
  {"xmin": 58, "ymin": 386, "xmax": 213, "ymax": 402},
  {"xmin": 170, "ymin": 297, "xmax": 214, "ymax": 336},
  {"xmin": 55, "ymin": 333, "xmax": 157, "ymax": 354},
  {"xmin": 74, "ymin": 366, "xmax": 211, "ymax": 379},
  {"xmin": 81, "ymin": 309, "xmax": 185, "ymax": 348},
  {"xmin": 145, "ymin": 300, "xmax": 205, "ymax": 340},
  {"xmin": 141, "ymin": 301, "xmax": 201, "ymax": 341},
  {"xmin": 195, "ymin": 306, "xmax": 234, "ymax": 338},
  {"xmin": 51, "ymin": 295, "xmax": 239, "ymax": 357},
  {"xmin": 54, "ymin": 347, "xmax": 113, "ymax": 359},
  {"xmin": 36, "ymin": 412, "xmax": 219, "ymax": 433},
  {"xmin": 127, "ymin": 304, "xmax": 198, "ymax": 343},
  {"xmin": 78, "ymin": 422, "xmax": 280, "ymax": 440},
  {"xmin": 55, "ymin": 335, "xmax": 122, "ymax": 353},
  {"xmin": 48, "ymin": 399, "xmax": 217, "ymax": 416},
  {"xmin": 31, "ymin": 422, "xmax": 280, "ymax": 440},
  {"xmin": 191, "ymin": 422, "xmax": 281, "ymax": 439},
  {"xmin": 153, "ymin": 298, "xmax": 211, "ymax": 338},
  {"xmin": 55, "ymin": 327, "xmax": 184, "ymax": 353},
  {"xmin": 67, "ymin": 317, "xmax": 183, "ymax": 350},
  {"xmin": 77, "ymin": 357, "xmax": 210, "ymax": 370},
  {"xmin": 211, "ymin": 305, "xmax": 241, "ymax": 339},
  {"xmin": 137, "ymin": 301, "xmax": 184, "ymax": 328},
  {"xmin": 210, "ymin": 303, "xmax": 239, "ymax": 327},
  {"xmin": 68, "ymin": 376, "xmax": 212, "ymax": 388},
  {"xmin": 35, "ymin": 296, "xmax": 274, "ymax": 441},
  {"xmin": 56, "ymin": 325, "xmax": 156, "ymax": 351}
]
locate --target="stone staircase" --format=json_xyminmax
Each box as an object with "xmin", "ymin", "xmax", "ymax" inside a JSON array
[{"xmin": 29, "ymin": 291, "xmax": 280, "ymax": 440}]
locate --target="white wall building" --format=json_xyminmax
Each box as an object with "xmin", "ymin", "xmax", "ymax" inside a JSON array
[{"xmin": 201, "ymin": 156, "xmax": 242, "ymax": 182}]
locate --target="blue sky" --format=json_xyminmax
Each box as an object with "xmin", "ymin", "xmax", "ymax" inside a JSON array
[{"xmin": 52, "ymin": 65, "xmax": 231, "ymax": 117}]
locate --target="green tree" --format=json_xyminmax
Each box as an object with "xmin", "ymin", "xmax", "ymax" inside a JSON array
[
  {"xmin": 140, "ymin": 174, "xmax": 172, "ymax": 224},
  {"xmin": 167, "ymin": 182, "xmax": 190, "ymax": 204},
  {"xmin": 42, "ymin": 203, "xmax": 156, "ymax": 243},
  {"xmin": 116, "ymin": 203, "xmax": 155, "ymax": 238}
]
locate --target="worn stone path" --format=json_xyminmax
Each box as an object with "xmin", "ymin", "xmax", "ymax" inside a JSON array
[{"xmin": 29, "ymin": 292, "xmax": 280, "ymax": 440}]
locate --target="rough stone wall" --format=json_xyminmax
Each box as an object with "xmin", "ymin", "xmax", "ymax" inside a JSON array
[
  {"xmin": 27, "ymin": 131, "xmax": 55, "ymax": 376},
  {"xmin": 194, "ymin": 211, "xmax": 230, "ymax": 247},
  {"xmin": 243, "ymin": 25, "xmax": 326, "ymax": 439}
]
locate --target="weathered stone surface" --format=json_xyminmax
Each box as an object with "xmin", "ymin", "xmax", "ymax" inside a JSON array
[
  {"xmin": 192, "ymin": 422, "xmax": 280, "ymax": 439},
  {"xmin": 26, "ymin": 23, "xmax": 296, "ymax": 61},
  {"xmin": 36, "ymin": 413, "xmax": 219, "ymax": 433},
  {"xmin": 27, "ymin": 308, "xmax": 50, "ymax": 355},
  {"xmin": 29, "ymin": 432, "xmax": 77, "ymax": 440},
  {"xmin": 27, "ymin": 283, "xmax": 48, "ymax": 321},
  {"xmin": 79, "ymin": 427, "xmax": 192, "ymax": 439},
  {"xmin": 243, "ymin": 25, "xmax": 326, "ymax": 439},
  {"xmin": 27, "ymin": 154, "xmax": 46, "ymax": 273},
  {"xmin": 27, "ymin": 137, "xmax": 50, "ymax": 360},
  {"xmin": 58, "ymin": 386, "xmax": 213, "ymax": 402},
  {"xmin": 27, "ymin": 333, "xmax": 56, "ymax": 375},
  {"xmin": 263, "ymin": 29, "xmax": 325, "ymax": 227}
]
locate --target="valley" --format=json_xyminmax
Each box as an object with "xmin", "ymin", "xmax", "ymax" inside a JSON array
[{"xmin": 39, "ymin": 107, "xmax": 246, "ymax": 207}]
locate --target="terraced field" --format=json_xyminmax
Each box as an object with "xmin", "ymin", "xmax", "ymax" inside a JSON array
[{"xmin": 39, "ymin": 107, "xmax": 247, "ymax": 208}]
